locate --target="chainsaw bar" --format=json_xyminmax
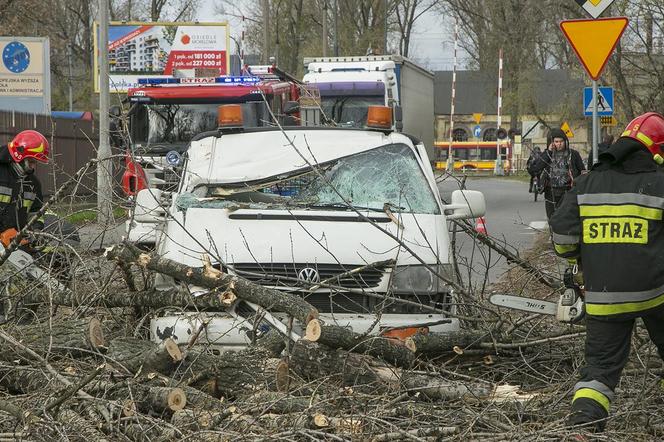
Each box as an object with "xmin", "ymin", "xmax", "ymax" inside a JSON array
[{"xmin": 489, "ymin": 294, "xmax": 557, "ymax": 316}]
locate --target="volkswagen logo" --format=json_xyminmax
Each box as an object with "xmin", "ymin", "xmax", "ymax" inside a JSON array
[{"xmin": 297, "ymin": 267, "xmax": 320, "ymax": 283}]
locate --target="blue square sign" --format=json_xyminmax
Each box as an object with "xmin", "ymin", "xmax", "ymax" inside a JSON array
[{"xmin": 584, "ymin": 87, "xmax": 613, "ymax": 116}]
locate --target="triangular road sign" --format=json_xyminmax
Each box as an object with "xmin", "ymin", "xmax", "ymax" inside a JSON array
[
  {"xmin": 585, "ymin": 89, "xmax": 613, "ymax": 113},
  {"xmin": 561, "ymin": 121, "xmax": 574, "ymax": 138},
  {"xmin": 560, "ymin": 17, "xmax": 628, "ymax": 80},
  {"xmin": 575, "ymin": 0, "xmax": 615, "ymax": 19}
]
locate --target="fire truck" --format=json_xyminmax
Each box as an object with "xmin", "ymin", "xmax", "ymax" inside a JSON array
[{"xmin": 121, "ymin": 68, "xmax": 302, "ymax": 245}]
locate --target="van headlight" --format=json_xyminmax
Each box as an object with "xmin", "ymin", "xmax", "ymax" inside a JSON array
[{"xmin": 390, "ymin": 264, "xmax": 454, "ymax": 295}]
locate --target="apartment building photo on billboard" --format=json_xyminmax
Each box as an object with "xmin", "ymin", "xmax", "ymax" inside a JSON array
[{"xmin": 95, "ymin": 22, "xmax": 230, "ymax": 93}]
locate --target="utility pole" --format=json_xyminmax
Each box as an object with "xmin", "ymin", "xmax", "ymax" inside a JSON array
[
  {"xmin": 333, "ymin": 0, "xmax": 339, "ymax": 56},
  {"xmin": 67, "ymin": 42, "xmax": 73, "ymax": 111},
  {"xmin": 322, "ymin": 1, "xmax": 328, "ymax": 56},
  {"xmin": 262, "ymin": 0, "xmax": 269, "ymax": 63},
  {"xmin": 97, "ymin": 0, "xmax": 113, "ymax": 223},
  {"xmin": 383, "ymin": 0, "xmax": 388, "ymax": 54}
]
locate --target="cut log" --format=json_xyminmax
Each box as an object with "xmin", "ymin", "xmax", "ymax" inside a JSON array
[
  {"xmin": 0, "ymin": 318, "xmax": 104, "ymax": 361},
  {"xmin": 120, "ymin": 423, "xmax": 178, "ymax": 442},
  {"xmin": 107, "ymin": 337, "xmax": 182, "ymax": 375},
  {"xmin": 290, "ymin": 339, "xmax": 493, "ymax": 401},
  {"xmin": 93, "ymin": 381, "xmax": 187, "ymax": 414},
  {"xmin": 405, "ymin": 330, "xmax": 491, "ymax": 357},
  {"xmin": 289, "ymin": 339, "xmax": 398, "ymax": 392},
  {"xmin": 180, "ymin": 346, "xmax": 287, "ymax": 398},
  {"xmin": 55, "ymin": 408, "xmax": 109, "ymax": 442},
  {"xmin": 305, "ymin": 318, "xmax": 415, "ymax": 368},
  {"xmin": 106, "ymin": 242, "xmax": 318, "ymax": 325},
  {"xmin": 171, "ymin": 408, "xmax": 230, "ymax": 432}
]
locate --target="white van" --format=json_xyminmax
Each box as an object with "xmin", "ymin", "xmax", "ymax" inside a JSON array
[{"xmin": 150, "ymin": 109, "xmax": 485, "ymax": 348}]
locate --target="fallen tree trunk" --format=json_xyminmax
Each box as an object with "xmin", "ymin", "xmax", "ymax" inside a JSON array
[
  {"xmin": 107, "ymin": 337, "xmax": 182, "ymax": 375},
  {"xmin": 405, "ymin": 330, "xmax": 492, "ymax": 357},
  {"xmin": 305, "ymin": 318, "xmax": 415, "ymax": 368},
  {"xmin": 106, "ymin": 242, "xmax": 318, "ymax": 325},
  {"xmin": 0, "ymin": 318, "xmax": 104, "ymax": 361},
  {"xmin": 290, "ymin": 339, "xmax": 493, "ymax": 400},
  {"xmin": 180, "ymin": 348, "xmax": 287, "ymax": 398}
]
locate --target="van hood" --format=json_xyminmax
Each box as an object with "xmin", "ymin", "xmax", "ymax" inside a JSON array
[
  {"xmin": 161, "ymin": 207, "xmax": 445, "ymax": 268},
  {"xmin": 184, "ymin": 130, "xmax": 413, "ymax": 188}
]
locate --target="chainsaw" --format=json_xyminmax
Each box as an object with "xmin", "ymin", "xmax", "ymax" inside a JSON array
[
  {"xmin": 0, "ymin": 242, "xmax": 68, "ymax": 323},
  {"xmin": 490, "ymin": 267, "xmax": 585, "ymax": 323}
]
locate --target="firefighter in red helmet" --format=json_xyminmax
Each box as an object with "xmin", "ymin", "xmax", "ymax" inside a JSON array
[
  {"xmin": 549, "ymin": 112, "xmax": 664, "ymax": 432},
  {"xmin": 0, "ymin": 130, "xmax": 49, "ymax": 247}
]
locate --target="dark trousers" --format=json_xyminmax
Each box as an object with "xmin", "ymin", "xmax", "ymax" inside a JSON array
[
  {"xmin": 544, "ymin": 187, "xmax": 567, "ymax": 220},
  {"xmin": 570, "ymin": 310, "xmax": 664, "ymax": 431}
]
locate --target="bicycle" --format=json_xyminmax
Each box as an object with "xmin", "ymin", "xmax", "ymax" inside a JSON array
[{"xmin": 531, "ymin": 175, "xmax": 544, "ymax": 202}]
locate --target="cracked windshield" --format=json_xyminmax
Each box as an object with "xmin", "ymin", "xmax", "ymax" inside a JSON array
[{"xmin": 195, "ymin": 143, "xmax": 440, "ymax": 214}]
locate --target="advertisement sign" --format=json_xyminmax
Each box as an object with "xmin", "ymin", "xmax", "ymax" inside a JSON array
[
  {"xmin": 0, "ymin": 37, "xmax": 50, "ymax": 113},
  {"xmin": 94, "ymin": 22, "xmax": 230, "ymax": 93}
]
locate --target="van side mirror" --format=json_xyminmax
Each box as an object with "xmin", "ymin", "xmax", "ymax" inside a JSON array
[
  {"xmin": 283, "ymin": 101, "xmax": 300, "ymax": 115},
  {"xmin": 443, "ymin": 190, "xmax": 486, "ymax": 220},
  {"xmin": 394, "ymin": 105, "xmax": 403, "ymax": 131}
]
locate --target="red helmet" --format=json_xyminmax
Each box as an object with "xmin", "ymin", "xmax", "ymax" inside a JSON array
[
  {"xmin": 621, "ymin": 112, "xmax": 664, "ymax": 158},
  {"xmin": 8, "ymin": 130, "xmax": 49, "ymax": 163}
]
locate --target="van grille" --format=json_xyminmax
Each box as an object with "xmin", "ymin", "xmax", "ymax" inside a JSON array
[{"xmin": 231, "ymin": 262, "xmax": 385, "ymax": 289}]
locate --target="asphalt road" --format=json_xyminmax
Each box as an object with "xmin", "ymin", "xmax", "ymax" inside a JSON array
[{"xmin": 437, "ymin": 175, "xmax": 550, "ymax": 288}]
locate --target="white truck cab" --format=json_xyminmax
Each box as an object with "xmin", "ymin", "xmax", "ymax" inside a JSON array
[{"xmin": 151, "ymin": 107, "xmax": 484, "ymax": 349}]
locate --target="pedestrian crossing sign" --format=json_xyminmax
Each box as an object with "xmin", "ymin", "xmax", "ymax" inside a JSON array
[{"xmin": 584, "ymin": 86, "xmax": 614, "ymax": 116}]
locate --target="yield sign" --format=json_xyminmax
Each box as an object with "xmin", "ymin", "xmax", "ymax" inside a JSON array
[
  {"xmin": 575, "ymin": 0, "xmax": 615, "ymax": 19},
  {"xmin": 560, "ymin": 17, "xmax": 628, "ymax": 80}
]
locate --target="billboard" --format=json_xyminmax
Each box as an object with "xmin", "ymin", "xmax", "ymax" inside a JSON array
[
  {"xmin": 0, "ymin": 37, "xmax": 50, "ymax": 114},
  {"xmin": 94, "ymin": 22, "xmax": 230, "ymax": 93}
]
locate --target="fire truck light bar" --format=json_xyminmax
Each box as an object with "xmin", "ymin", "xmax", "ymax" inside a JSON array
[{"xmin": 137, "ymin": 76, "xmax": 262, "ymax": 86}]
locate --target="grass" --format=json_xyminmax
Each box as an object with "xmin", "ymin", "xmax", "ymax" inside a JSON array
[{"xmin": 59, "ymin": 207, "xmax": 127, "ymax": 225}]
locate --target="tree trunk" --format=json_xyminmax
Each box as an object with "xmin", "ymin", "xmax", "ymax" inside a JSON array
[
  {"xmin": 0, "ymin": 318, "xmax": 104, "ymax": 361},
  {"xmin": 107, "ymin": 337, "xmax": 182, "ymax": 375},
  {"xmin": 305, "ymin": 318, "xmax": 415, "ymax": 368},
  {"xmin": 405, "ymin": 330, "xmax": 490, "ymax": 356},
  {"xmin": 105, "ymin": 243, "xmax": 318, "ymax": 325}
]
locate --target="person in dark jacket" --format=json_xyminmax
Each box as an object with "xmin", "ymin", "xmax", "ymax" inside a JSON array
[
  {"xmin": 587, "ymin": 133, "xmax": 614, "ymax": 167},
  {"xmin": 550, "ymin": 112, "xmax": 664, "ymax": 432},
  {"xmin": 0, "ymin": 130, "xmax": 49, "ymax": 246},
  {"xmin": 526, "ymin": 146, "xmax": 542, "ymax": 193},
  {"xmin": 528, "ymin": 128, "xmax": 585, "ymax": 219}
]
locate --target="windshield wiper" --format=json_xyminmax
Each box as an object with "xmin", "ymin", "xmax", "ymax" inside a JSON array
[{"xmin": 308, "ymin": 202, "xmax": 384, "ymax": 212}]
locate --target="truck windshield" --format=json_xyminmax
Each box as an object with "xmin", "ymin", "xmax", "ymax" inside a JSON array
[
  {"xmin": 320, "ymin": 96, "xmax": 385, "ymax": 128},
  {"xmin": 130, "ymin": 103, "xmax": 218, "ymax": 150},
  {"xmin": 197, "ymin": 143, "xmax": 440, "ymax": 214}
]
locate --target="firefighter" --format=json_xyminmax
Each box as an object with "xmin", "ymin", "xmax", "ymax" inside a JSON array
[
  {"xmin": 0, "ymin": 130, "xmax": 48, "ymax": 247},
  {"xmin": 549, "ymin": 112, "xmax": 664, "ymax": 432}
]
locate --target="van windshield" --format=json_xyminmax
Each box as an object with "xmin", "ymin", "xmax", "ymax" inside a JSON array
[{"xmin": 198, "ymin": 143, "xmax": 440, "ymax": 214}]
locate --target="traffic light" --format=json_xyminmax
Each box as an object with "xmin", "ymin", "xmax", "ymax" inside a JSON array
[{"xmin": 496, "ymin": 128, "xmax": 508, "ymax": 140}]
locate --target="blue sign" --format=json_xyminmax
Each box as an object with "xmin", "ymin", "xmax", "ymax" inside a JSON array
[
  {"xmin": 584, "ymin": 87, "xmax": 613, "ymax": 116},
  {"xmin": 2, "ymin": 41, "xmax": 30, "ymax": 73},
  {"xmin": 473, "ymin": 125, "xmax": 482, "ymax": 138}
]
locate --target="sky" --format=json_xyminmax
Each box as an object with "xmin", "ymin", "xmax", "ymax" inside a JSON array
[{"xmin": 195, "ymin": 2, "xmax": 464, "ymax": 71}]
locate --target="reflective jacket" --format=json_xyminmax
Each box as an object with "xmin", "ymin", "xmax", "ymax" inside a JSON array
[
  {"xmin": 0, "ymin": 145, "xmax": 44, "ymax": 232},
  {"xmin": 550, "ymin": 137, "xmax": 664, "ymax": 320}
]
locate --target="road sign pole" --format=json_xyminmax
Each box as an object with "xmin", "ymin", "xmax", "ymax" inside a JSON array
[{"xmin": 592, "ymin": 80, "xmax": 598, "ymax": 165}]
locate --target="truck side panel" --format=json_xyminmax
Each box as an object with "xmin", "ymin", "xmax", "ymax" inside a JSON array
[{"xmin": 398, "ymin": 61, "xmax": 435, "ymax": 160}]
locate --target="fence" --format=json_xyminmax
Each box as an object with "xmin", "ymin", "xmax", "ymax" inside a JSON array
[{"xmin": 0, "ymin": 110, "xmax": 99, "ymax": 196}]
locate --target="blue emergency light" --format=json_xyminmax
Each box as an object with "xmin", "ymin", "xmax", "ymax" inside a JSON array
[{"xmin": 137, "ymin": 76, "xmax": 261, "ymax": 86}]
